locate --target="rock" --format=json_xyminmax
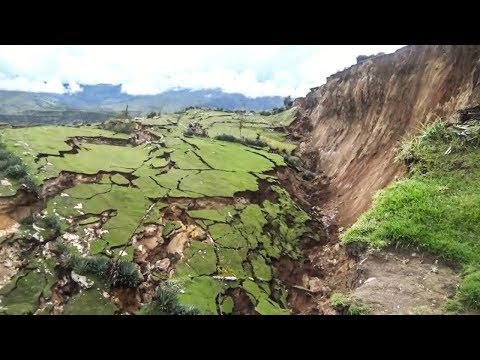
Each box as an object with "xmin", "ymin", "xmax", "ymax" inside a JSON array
[
  {"xmin": 74, "ymin": 203, "xmax": 83, "ymax": 210},
  {"xmin": 155, "ymin": 258, "xmax": 171, "ymax": 271},
  {"xmin": 139, "ymin": 236, "xmax": 158, "ymax": 251},
  {"xmin": 166, "ymin": 232, "xmax": 190, "ymax": 255},
  {"xmin": 302, "ymin": 273, "xmax": 310, "ymax": 287},
  {"xmin": 52, "ymin": 305, "xmax": 64, "ymax": 315},
  {"xmin": 0, "ymin": 179, "xmax": 12, "ymax": 186},
  {"xmin": 71, "ymin": 271, "xmax": 94, "ymax": 289},
  {"xmin": 32, "ymin": 223, "xmax": 45, "ymax": 232},
  {"xmin": 308, "ymin": 277, "xmax": 323, "ymax": 293},
  {"xmin": 321, "ymin": 286, "xmax": 332, "ymax": 296},
  {"xmin": 190, "ymin": 226, "xmax": 207, "ymax": 240},
  {"xmin": 364, "ymin": 277, "xmax": 377, "ymax": 284},
  {"xmin": 144, "ymin": 224, "xmax": 158, "ymax": 238},
  {"xmin": 60, "ymin": 192, "xmax": 69, "ymax": 197}
]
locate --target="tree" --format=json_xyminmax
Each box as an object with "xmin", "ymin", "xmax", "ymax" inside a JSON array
[
  {"xmin": 239, "ymin": 115, "xmax": 244, "ymax": 137},
  {"xmin": 125, "ymin": 104, "xmax": 129, "ymax": 118},
  {"xmin": 283, "ymin": 96, "xmax": 293, "ymax": 109}
]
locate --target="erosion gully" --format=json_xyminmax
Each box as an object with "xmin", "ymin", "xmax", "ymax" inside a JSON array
[{"xmin": 0, "ymin": 123, "xmax": 358, "ymax": 315}]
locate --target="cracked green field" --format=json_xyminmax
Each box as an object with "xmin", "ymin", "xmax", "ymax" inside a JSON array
[{"xmin": 0, "ymin": 108, "xmax": 317, "ymax": 315}]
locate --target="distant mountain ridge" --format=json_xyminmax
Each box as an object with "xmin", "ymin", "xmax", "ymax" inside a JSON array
[{"xmin": 0, "ymin": 84, "xmax": 284, "ymax": 124}]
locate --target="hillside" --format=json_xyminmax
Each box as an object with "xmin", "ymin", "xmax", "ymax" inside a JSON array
[
  {"xmin": 290, "ymin": 45, "xmax": 480, "ymax": 226},
  {"xmin": 0, "ymin": 85, "xmax": 285, "ymax": 125},
  {"xmin": 0, "ymin": 108, "xmax": 322, "ymax": 315},
  {"xmin": 2, "ymin": 45, "xmax": 480, "ymax": 315},
  {"xmin": 288, "ymin": 45, "xmax": 480, "ymax": 314}
]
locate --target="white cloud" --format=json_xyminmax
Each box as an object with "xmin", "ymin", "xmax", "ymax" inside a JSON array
[{"xmin": 0, "ymin": 45, "xmax": 404, "ymax": 98}]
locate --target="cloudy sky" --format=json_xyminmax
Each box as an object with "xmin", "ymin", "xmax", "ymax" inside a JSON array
[{"xmin": 0, "ymin": 45, "xmax": 404, "ymax": 98}]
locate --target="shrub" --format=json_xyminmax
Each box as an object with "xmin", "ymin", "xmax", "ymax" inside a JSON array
[
  {"xmin": 20, "ymin": 215, "xmax": 34, "ymax": 226},
  {"xmin": 54, "ymin": 241, "xmax": 70, "ymax": 255},
  {"xmin": 111, "ymin": 261, "xmax": 143, "ymax": 288},
  {"xmin": 259, "ymin": 111, "xmax": 271, "ymax": 116},
  {"xmin": 143, "ymin": 285, "xmax": 201, "ymax": 315},
  {"xmin": 215, "ymin": 134, "xmax": 237, "ymax": 142},
  {"xmin": 302, "ymin": 170, "xmax": 316, "ymax": 181},
  {"xmin": 214, "ymin": 134, "xmax": 267, "ymax": 148},
  {"xmin": 271, "ymin": 107, "xmax": 285, "ymax": 115},
  {"xmin": 43, "ymin": 216, "xmax": 61, "ymax": 232},
  {"xmin": 284, "ymin": 155, "xmax": 302, "ymax": 169},
  {"xmin": 147, "ymin": 112, "xmax": 157, "ymax": 119},
  {"xmin": 348, "ymin": 304, "xmax": 373, "ymax": 315},
  {"xmin": 5, "ymin": 164, "xmax": 28, "ymax": 179},
  {"xmin": 331, "ymin": 293, "xmax": 352, "ymax": 311},
  {"xmin": 0, "ymin": 149, "xmax": 12, "ymax": 160},
  {"xmin": 101, "ymin": 120, "xmax": 135, "ymax": 134},
  {"xmin": 241, "ymin": 137, "xmax": 267, "ymax": 148},
  {"xmin": 0, "ymin": 160, "xmax": 9, "ymax": 171},
  {"xmin": 19, "ymin": 176, "xmax": 38, "ymax": 193},
  {"xmin": 89, "ymin": 256, "xmax": 113, "ymax": 276},
  {"xmin": 356, "ymin": 54, "xmax": 373, "ymax": 64},
  {"xmin": 183, "ymin": 128, "xmax": 195, "ymax": 137},
  {"xmin": 420, "ymin": 119, "xmax": 449, "ymax": 142},
  {"xmin": 331, "ymin": 293, "xmax": 372, "ymax": 315}
]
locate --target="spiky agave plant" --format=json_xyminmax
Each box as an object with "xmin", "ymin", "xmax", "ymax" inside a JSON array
[
  {"xmin": 89, "ymin": 256, "xmax": 113, "ymax": 277},
  {"xmin": 151, "ymin": 286, "xmax": 179, "ymax": 314},
  {"xmin": 145, "ymin": 285, "xmax": 201, "ymax": 315},
  {"xmin": 54, "ymin": 240, "xmax": 69, "ymax": 255},
  {"xmin": 111, "ymin": 261, "xmax": 143, "ymax": 288},
  {"xmin": 71, "ymin": 255, "xmax": 91, "ymax": 274}
]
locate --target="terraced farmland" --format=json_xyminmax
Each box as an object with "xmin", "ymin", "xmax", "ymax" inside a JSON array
[{"xmin": 0, "ymin": 108, "xmax": 327, "ymax": 315}]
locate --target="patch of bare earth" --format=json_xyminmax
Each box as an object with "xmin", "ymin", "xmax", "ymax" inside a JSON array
[
  {"xmin": 349, "ymin": 247, "xmax": 461, "ymax": 314},
  {"xmin": 0, "ymin": 240, "xmax": 23, "ymax": 287}
]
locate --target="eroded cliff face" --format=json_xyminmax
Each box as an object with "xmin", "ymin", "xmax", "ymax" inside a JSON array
[{"xmin": 291, "ymin": 45, "xmax": 480, "ymax": 227}]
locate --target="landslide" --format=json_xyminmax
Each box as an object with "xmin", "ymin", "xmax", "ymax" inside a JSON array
[{"xmin": 290, "ymin": 45, "xmax": 480, "ymax": 227}]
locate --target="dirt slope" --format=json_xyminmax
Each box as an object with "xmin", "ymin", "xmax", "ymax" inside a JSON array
[{"xmin": 290, "ymin": 45, "xmax": 480, "ymax": 226}]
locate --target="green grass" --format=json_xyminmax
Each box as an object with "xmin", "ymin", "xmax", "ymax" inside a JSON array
[
  {"xmin": 0, "ymin": 108, "xmax": 314, "ymax": 316},
  {"xmin": 342, "ymin": 120, "xmax": 480, "ymax": 311},
  {"xmin": 330, "ymin": 293, "xmax": 373, "ymax": 315}
]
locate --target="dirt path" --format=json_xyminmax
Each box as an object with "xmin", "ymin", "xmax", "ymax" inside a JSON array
[{"xmin": 349, "ymin": 247, "xmax": 461, "ymax": 314}]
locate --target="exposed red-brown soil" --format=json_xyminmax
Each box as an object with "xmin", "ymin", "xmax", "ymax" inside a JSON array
[{"xmin": 290, "ymin": 45, "xmax": 480, "ymax": 227}]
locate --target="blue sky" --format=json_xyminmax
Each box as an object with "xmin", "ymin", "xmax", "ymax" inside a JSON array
[{"xmin": 0, "ymin": 45, "xmax": 404, "ymax": 97}]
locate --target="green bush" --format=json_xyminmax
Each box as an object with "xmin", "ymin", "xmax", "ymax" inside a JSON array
[
  {"xmin": 0, "ymin": 149, "xmax": 12, "ymax": 160},
  {"xmin": 302, "ymin": 170, "xmax": 316, "ymax": 181},
  {"xmin": 44, "ymin": 216, "xmax": 61, "ymax": 232},
  {"xmin": 111, "ymin": 261, "xmax": 143, "ymax": 288},
  {"xmin": 5, "ymin": 164, "xmax": 28, "ymax": 179},
  {"xmin": 146, "ymin": 112, "xmax": 157, "ymax": 119},
  {"xmin": 20, "ymin": 215, "xmax": 34, "ymax": 226},
  {"xmin": 54, "ymin": 241, "xmax": 70, "ymax": 255},
  {"xmin": 331, "ymin": 293, "xmax": 372, "ymax": 315},
  {"xmin": 284, "ymin": 155, "xmax": 302, "ymax": 169},
  {"xmin": 19, "ymin": 176, "xmax": 38, "ymax": 193},
  {"xmin": 101, "ymin": 120, "xmax": 135, "ymax": 134},
  {"xmin": 271, "ymin": 107, "xmax": 285, "ymax": 115},
  {"xmin": 142, "ymin": 285, "xmax": 201, "ymax": 315},
  {"xmin": 331, "ymin": 293, "xmax": 352, "ymax": 310},
  {"xmin": 214, "ymin": 134, "xmax": 267, "ymax": 148}
]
